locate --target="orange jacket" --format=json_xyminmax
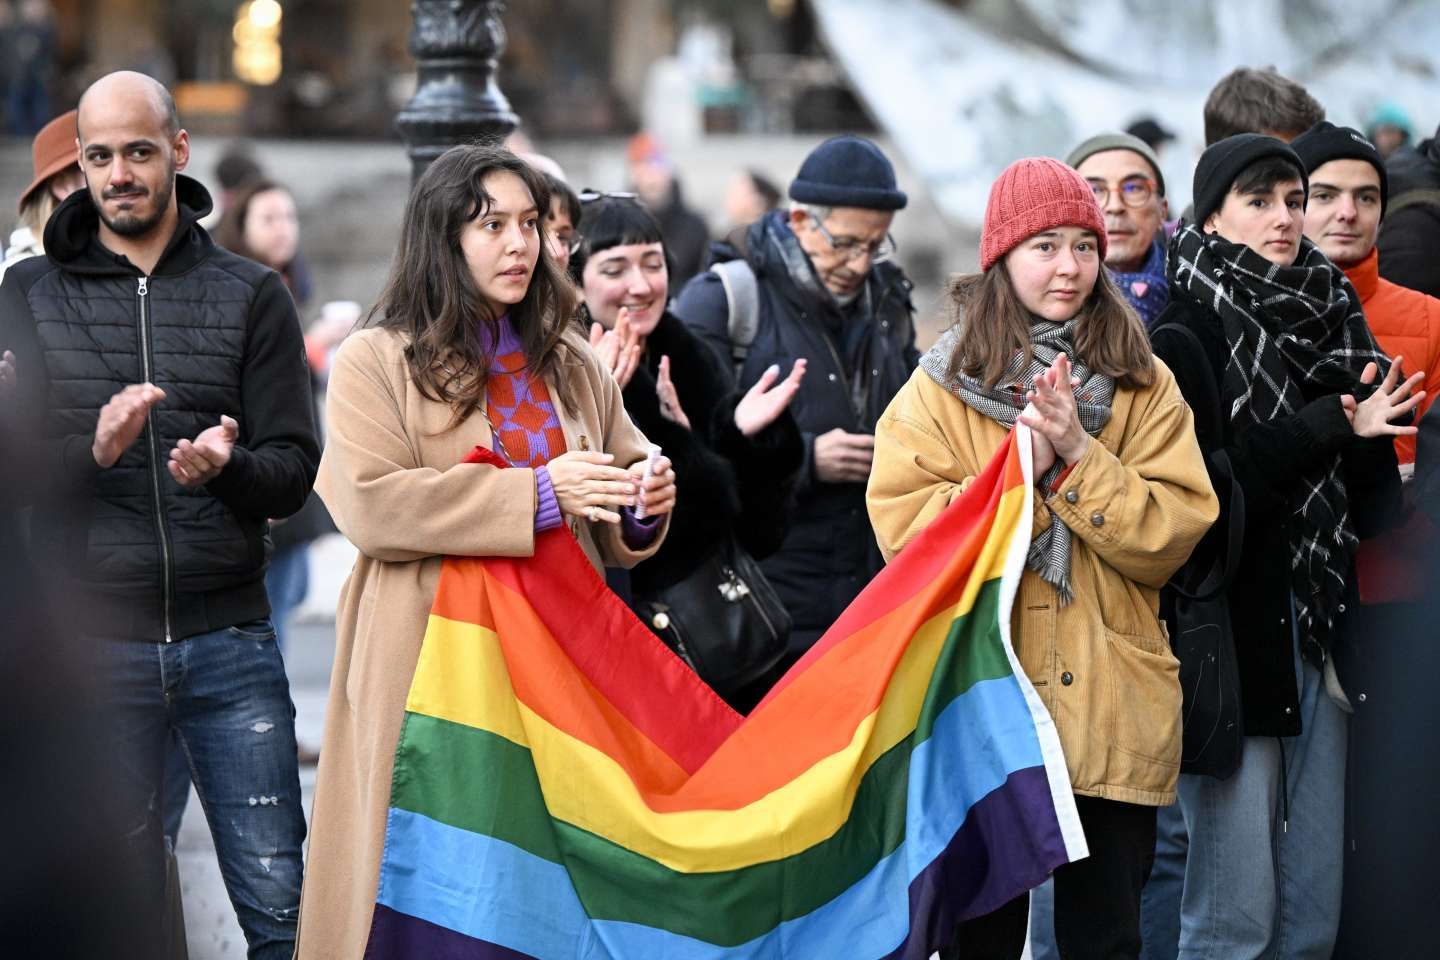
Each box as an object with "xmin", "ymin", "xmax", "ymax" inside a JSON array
[
  {"xmin": 1345, "ymin": 247, "xmax": 1440, "ymax": 465},
  {"xmin": 1346, "ymin": 248, "xmax": 1440, "ymax": 603}
]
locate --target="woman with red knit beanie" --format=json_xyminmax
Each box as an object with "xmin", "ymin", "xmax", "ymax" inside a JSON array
[{"xmin": 867, "ymin": 157, "xmax": 1218, "ymax": 959}]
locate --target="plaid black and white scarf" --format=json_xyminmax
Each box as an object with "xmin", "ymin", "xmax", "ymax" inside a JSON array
[
  {"xmin": 922, "ymin": 319, "xmax": 1114, "ymax": 602},
  {"xmin": 1170, "ymin": 223, "xmax": 1390, "ymax": 646}
]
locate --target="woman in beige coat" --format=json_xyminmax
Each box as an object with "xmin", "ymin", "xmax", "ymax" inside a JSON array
[
  {"xmin": 295, "ymin": 146, "xmax": 674, "ymax": 957},
  {"xmin": 866, "ymin": 158, "xmax": 1216, "ymax": 960}
]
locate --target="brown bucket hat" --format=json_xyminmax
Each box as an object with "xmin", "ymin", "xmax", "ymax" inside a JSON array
[{"xmin": 18, "ymin": 109, "xmax": 79, "ymax": 215}]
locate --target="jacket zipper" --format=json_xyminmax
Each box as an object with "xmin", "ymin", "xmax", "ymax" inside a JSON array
[
  {"xmin": 800, "ymin": 275, "xmax": 904, "ymax": 426},
  {"xmin": 800, "ymin": 313, "xmax": 859, "ymax": 421},
  {"xmin": 138, "ymin": 276, "xmax": 175, "ymax": 643}
]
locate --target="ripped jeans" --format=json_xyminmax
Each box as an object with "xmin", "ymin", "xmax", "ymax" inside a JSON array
[{"xmin": 96, "ymin": 619, "xmax": 306, "ymax": 960}]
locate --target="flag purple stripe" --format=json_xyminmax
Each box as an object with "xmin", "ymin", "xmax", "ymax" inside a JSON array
[
  {"xmin": 365, "ymin": 904, "xmax": 536, "ymax": 960},
  {"xmin": 885, "ymin": 764, "xmax": 1067, "ymax": 959}
]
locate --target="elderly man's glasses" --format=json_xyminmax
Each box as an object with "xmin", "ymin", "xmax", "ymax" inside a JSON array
[
  {"xmin": 811, "ymin": 216, "xmax": 897, "ymax": 264},
  {"xmin": 1086, "ymin": 176, "xmax": 1157, "ymax": 209}
]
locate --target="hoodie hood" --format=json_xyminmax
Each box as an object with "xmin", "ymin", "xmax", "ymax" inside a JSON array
[{"xmin": 44, "ymin": 173, "xmax": 216, "ymax": 277}]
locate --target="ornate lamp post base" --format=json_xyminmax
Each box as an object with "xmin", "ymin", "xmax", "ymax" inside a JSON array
[{"xmin": 397, "ymin": 0, "xmax": 520, "ymax": 183}]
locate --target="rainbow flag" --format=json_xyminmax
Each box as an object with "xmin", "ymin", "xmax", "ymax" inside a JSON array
[{"xmin": 365, "ymin": 427, "xmax": 1086, "ymax": 958}]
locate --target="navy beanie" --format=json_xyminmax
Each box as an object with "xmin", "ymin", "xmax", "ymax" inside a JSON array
[
  {"xmin": 1291, "ymin": 121, "xmax": 1389, "ymax": 214},
  {"xmin": 1193, "ymin": 134, "xmax": 1307, "ymax": 226},
  {"xmin": 789, "ymin": 135, "xmax": 908, "ymax": 211}
]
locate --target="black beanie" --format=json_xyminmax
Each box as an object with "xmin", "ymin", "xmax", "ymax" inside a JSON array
[
  {"xmin": 789, "ymin": 135, "xmax": 908, "ymax": 211},
  {"xmin": 1192, "ymin": 134, "xmax": 1308, "ymax": 226},
  {"xmin": 1291, "ymin": 121, "xmax": 1389, "ymax": 213}
]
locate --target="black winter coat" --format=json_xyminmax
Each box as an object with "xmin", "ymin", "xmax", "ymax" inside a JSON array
[
  {"xmin": 0, "ymin": 176, "xmax": 319, "ymax": 642},
  {"xmin": 621, "ymin": 311, "xmax": 803, "ymax": 599},
  {"xmin": 1378, "ymin": 129, "xmax": 1440, "ymax": 300},
  {"xmin": 674, "ymin": 211, "xmax": 918, "ymax": 650},
  {"xmin": 1152, "ymin": 295, "xmax": 1400, "ymax": 737}
]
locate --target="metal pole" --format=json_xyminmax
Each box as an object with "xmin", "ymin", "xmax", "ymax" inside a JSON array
[{"xmin": 396, "ymin": 0, "xmax": 520, "ymax": 184}]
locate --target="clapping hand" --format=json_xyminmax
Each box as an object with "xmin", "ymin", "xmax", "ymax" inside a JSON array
[
  {"xmin": 734, "ymin": 360, "xmax": 807, "ymax": 437},
  {"xmin": 1341, "ymin": 356, "xmax": 1425, "ymax": 439},
  {"xmin": 168, "ymin": 415, "xmax": 239, "ymax": 486},
  {"xmin": 92, "ymin": 383, "xmax": 166, "ymax": 468},
  {"xmin": 655, "ymin": 355, "xmax": 691, "ymax": 429},
  {"xmin": 1022, "ymin": 406, "xmax": 1058, "ymax": 476},
  {"xmin": 589, "ymin": 306, "xmax": 643, "ymax": 390},
  {"xmin": 1018, "ymin": 353, "xmax": 1091, "ymax": 466}
]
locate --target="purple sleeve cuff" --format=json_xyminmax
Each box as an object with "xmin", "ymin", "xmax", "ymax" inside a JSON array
[
  {"xmin": 534, "ymin": 466, "xmax": 563, "ymax": 533},
  {"xmin": 621, "ymin": 506, "xmax": 661, "ymax": 549}
]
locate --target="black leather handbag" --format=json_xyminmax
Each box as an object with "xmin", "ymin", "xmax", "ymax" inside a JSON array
[
  {"xmin": 636, "ymin": 536, "xmax": 791, "ymax": 703},
  {"xmin": 1153, "ymin": 319, "xmax": 1246, "ymax": 779}
]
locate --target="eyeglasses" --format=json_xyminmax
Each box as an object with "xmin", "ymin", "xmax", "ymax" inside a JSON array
[
  {"xmin": 811, "ymin": 216, "xmax": 897, "ymax": 264},
  {"xmin": 1086, "ymin": 177, "xmax": 1157, "ymax": 209},
  {"xmin": 578, "ymin": 189, "xmax": 639, "ymax": 204}
]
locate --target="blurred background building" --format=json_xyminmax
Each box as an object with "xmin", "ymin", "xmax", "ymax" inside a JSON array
[{"xmin": 2, "ymin": 0, "xmax": 1438, "ymax": 341}]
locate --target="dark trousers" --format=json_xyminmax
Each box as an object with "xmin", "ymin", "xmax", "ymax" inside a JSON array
[{"xmin": 942, "ymin": 795, "xmax": 1157, "ymax": 959}]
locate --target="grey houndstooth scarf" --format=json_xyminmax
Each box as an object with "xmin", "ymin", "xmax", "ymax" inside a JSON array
[
  {"xmin": 1169, "ymin": 223, "xmax": 1389, "ymax": 647},
  {"xmin": 922, "ymin": 319, "xmax": 1115, "ymax": 602}
]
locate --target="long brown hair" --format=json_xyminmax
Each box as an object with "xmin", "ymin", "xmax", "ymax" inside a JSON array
[
  {"xmin": 945, "ymin": 261, "xmax": 1155, "ymax": 390},
  {"xmin": 370, "ymin": 145, "xmax": 579, "ymax": 427}
]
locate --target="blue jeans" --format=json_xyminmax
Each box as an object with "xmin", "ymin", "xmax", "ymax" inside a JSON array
[
  {"xmin": 1028, "ymin": 877, "xmax": 1059, "ymax": 960},
  {"xmin": 1175, "ymin": 650, "xmax": 1347, "ymax": 960},
  {"xmin": 264, "ymin": 544, "xmax": 310, "ymax": 654},
  {"xmin": 1138, "ymin": 800, "xmax": 1188, "ymax": 960},
  {"xmin": 164, "ymin": 547, "xmax": 311, "ymax": 840},
  {"xmin": 98, "ymin": 620, "xmax": 306, "ymax": 960}
]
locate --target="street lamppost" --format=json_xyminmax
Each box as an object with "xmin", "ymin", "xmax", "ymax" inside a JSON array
[{"xmin": 397, "ymin": 0, "xmax": 520, "ymax": 183}]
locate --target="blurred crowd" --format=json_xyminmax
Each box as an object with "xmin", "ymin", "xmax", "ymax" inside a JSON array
[{"xmin": 3, "ymin": 61, "xmax": 1440, "ymax": 960}]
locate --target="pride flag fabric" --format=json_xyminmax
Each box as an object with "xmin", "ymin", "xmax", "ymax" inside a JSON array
[{"xmin": 364, "ymin": 428, "xmax": 1087, "ymax": 958}]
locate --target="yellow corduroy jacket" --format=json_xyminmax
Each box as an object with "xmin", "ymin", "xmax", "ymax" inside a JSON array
[{"xmin": 867, "ymin": 360, "xmax": 1217, "ymax": 805}]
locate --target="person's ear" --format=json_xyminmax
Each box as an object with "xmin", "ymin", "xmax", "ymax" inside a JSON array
[
  {"xmin": 788, "ymin": 207, "xmax": 810, "ymax": 232},
  {"xmin": 172, "ymin": 129, "xmax": 190, "ymax": 172},
  {"xmin": 1203, "ymin": 212, "xmax": 1219, "ymax": 235},
  {"xmin": 1159, "ymin": 196, "xmax": 1170, "ymax": 221}
]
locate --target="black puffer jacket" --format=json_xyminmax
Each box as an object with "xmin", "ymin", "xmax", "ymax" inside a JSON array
[
  {"xmin": 1379, "ymin": 127, "xmax": 1440, "ymax": 299},
  {"xmin": 621, "ymin": 311, "xmax": 803, "ymax": 600},
  {"xmin": 1152, "ymin": 295, "xmax": 1400, "ymax": 736},
  {"xmin": 0, "ymin": 176, "xmax": 319, "ymax": 641},
  {"xmin": 674, "ymin": 211, "xmax": 918, "ymax": 651}
]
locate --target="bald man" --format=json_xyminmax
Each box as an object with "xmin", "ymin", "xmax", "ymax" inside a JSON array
[{"xmin": 0, "ymin": 71, "xmax": 316, "ymax": 958}]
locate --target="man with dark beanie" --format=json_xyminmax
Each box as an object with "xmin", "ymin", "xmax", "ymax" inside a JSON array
[
  {"xmin": 1144, "ymin": 133, "xmax": 1414, "ymax": 960},
  {"xmin": 674, "ymin": 135, "xmax": 918, "ymax": 660},
  {"xmin": 1293, "ymin": 120, "xmax": 1440, "ymax": 959}
]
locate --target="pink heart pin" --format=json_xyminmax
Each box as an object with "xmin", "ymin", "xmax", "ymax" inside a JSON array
[{"xmin": 1131, "ymin": 281, "xmax": 1149, "ymax": 298}]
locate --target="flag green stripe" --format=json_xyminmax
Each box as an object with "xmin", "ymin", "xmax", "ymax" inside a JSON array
[{"xmin": 390, "ymin": 579, "xmax": 1013, "ymax": 946}]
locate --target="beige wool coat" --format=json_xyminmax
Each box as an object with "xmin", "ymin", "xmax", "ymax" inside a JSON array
[
  {"xmin": 294, "ymin": 326, "xmax": 667, "ymax": 957},
  {"xmin": 867, "ymin": 361, "xmax": 1218, "ymax": 806}
]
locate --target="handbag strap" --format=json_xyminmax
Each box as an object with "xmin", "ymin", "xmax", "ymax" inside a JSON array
[{"xmin": 1152, "ymin": 320, "xmax": 1245, "ymax": 603}]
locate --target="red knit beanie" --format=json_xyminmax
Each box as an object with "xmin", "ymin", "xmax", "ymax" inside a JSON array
[{"xmin": 979, "ymin": 157, "xmax": 1107, "ymax": 271}]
